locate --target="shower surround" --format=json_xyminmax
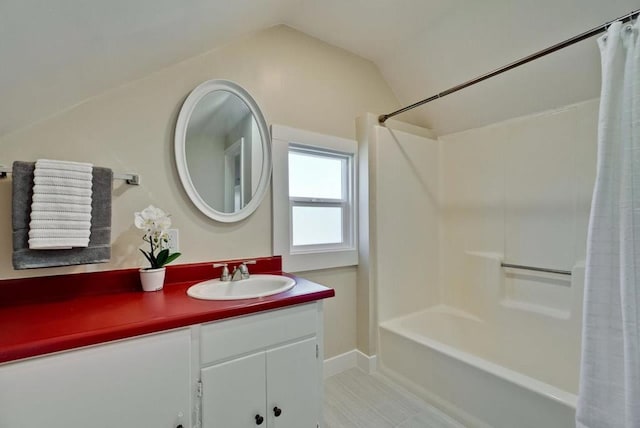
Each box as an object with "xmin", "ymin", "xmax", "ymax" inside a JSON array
[{"xmin": 359, "ymin": 99, "xmax": 597, "ymax": 428}]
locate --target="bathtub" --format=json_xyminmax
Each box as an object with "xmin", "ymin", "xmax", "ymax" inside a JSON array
[{"xmin": 378, "ymin": 306, "xmax": 578, "ymax": 428}]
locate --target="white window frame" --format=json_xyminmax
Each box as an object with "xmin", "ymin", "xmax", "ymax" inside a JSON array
[{"xmin": 272, "ymin": 125, "xmax": 358, "ymax": 272}]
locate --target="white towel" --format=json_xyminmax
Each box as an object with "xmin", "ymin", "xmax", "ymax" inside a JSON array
[
  {"xmin": 29, "ymin": 220, "xmax": 92, "ymax": 230},
  {"xmin": 29, "ymin": 211, "xmax": 92, "ymax": 222},
  {"xmin": 34, "ymin": 159, "xmax": 93, "ymax": 174},
  {"xmin": 31, "ymin": 202, "xmax": 92, "ymax": 214},
  {"xmin": 32, "ymin": 193, "xmax": 92, "ymax": 206},
  {"xmin": 29, "ymin": 229, "xmax": 91, "ymax": 239},
  {"xmin": 32, "ymin": 184, "xmax": 92, "ymax": 197},
  {"xmin": 34, "ymin": 168, "xmax": 92, "ymax": 181},
  {"xmin": 29, "ymin": 159, "xmax": 93, "ymax": 249},
  {"xmin": 33, "ymin": 176, "xmax": 93, "ymax": 189},
  {"xmin": 28, "ymin": 239, "xmax": 88, "ymax": 250}
]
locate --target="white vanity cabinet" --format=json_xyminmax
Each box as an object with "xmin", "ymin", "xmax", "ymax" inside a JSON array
[
  {"xmin": 0, "ymin": 301, "xmax": 326, "ymax": 428},
  {"xmin": 199, "ymin": 303, "xmax": 323, "ymax": 428},
  {"xmin": 0, "ymin": 329, "xmax": 192, "ymax": 428}
]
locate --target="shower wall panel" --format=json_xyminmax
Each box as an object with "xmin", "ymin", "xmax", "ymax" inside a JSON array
[{"xmin": 372, "ymin": 126, "xmax": 440, "ymax": 323}]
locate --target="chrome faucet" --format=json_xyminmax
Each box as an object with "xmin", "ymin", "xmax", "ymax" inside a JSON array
[
  {"xmin": 230, "ymin": 260, "xmax": 256, "ymax": 281},
  {"xmin": 213, "ymin": 263, "xmax": 230, "ymax": 281}
]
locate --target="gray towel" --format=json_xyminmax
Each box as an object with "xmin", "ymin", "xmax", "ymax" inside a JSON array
[{"xmin": 12, "ymin": 161, "xmax": 112, "ymax": 269}]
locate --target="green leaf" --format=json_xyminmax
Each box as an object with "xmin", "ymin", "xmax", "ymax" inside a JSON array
[
  {"xmin": 155, "ymin": 248, "xmax": 169, "ymax": 267},
  {"xmin": 139, "ymin": 249, "xmax": 154, "ymax": 266},
  {"xmin": 164, "ymin": 252, "xmax": 181, "ymax": 266}
]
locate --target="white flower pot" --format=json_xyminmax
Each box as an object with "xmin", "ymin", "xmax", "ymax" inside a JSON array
[{"xmin": 139, "ymin": 267, "xmax": 166, "ymax": 292}]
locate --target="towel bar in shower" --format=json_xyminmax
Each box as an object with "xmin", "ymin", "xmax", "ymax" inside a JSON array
[
  {"xmin": 501, "ymin": 262, "xmax": 572, "ymax": 276},
  {"xmin": 0, "ymin": 165, "xmax": 139, "ymax": 185}
]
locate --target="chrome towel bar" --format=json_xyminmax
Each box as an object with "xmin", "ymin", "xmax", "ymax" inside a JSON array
[
  {"xmin": 501, "ymin": 262, "xmax": 572, "ymax": 276},
  {"xmin": 0, "ymin": 165, "xmax": 139, "ymax": 185}
]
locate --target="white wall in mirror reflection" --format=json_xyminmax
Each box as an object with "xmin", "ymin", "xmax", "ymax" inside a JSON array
[{"xmin": 184, "ymin": 90, "xmax": 264, "ymax": 214}]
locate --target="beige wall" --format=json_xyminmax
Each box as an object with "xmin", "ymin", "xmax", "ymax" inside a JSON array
[{"xmin": 0, "ymin": 25, "xmax": 399, "ymax": 358}]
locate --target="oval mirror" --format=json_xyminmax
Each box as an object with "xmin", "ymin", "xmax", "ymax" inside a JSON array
[{"xmin": 175, "ymin": 80, "xmax": 272, "ymax": 222}]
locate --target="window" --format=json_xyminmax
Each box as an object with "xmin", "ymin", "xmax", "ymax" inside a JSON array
[
  {"xmin": 289, "ymin": 147, "xmax": 351, "ymax": 248},
  {"xmin": 272, "ymin": 125, "xmax": 358, "ymax": 272}
]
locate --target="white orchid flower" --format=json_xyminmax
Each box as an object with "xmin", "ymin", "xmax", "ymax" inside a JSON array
[
  {"xmin": 134, "ymin": 205, "xmax": 170, "ymax": 232},
  {"xmin": 134, "ymin": 205, "xmax": 181, "ymax": 269}
]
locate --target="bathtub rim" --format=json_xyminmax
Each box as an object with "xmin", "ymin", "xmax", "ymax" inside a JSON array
[{"xmin": 379, "ymin": 310, "xmax": 578, "ymax": 410}]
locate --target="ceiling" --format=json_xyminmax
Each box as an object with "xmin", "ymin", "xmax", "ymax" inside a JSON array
[
  {"xmin": 1, "ymin": 0, "xmax": 637, "ymax": 137},
  {"xmin": 189, "ymin": 91, "xmax": 252, "ymax": 140}
]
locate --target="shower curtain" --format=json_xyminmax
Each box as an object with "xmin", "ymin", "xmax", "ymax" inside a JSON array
[{"xmin": 577, "ymin": 20, "xmax": 640, "ymax": 428}]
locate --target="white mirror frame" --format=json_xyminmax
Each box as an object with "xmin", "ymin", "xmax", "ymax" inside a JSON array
[{"xmin": 175, "ymin": 80, "xmax": 272, "ymax": 223}]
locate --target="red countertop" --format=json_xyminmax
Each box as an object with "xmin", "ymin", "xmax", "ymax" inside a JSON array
[{"xmin": 0, "ymin": 256, "xmax": 334, "ymax": 364}]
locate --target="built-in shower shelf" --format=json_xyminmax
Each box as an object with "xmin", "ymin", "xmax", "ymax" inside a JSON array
[
  {"xmin": 501, "ymin": 267, "xmax": 574, "ymax": 319},
  {"xmin": 500, "ymin": 299, "xmax": 570, "ymax": 320}
]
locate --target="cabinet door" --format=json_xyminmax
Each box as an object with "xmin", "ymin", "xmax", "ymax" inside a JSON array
[
  {"xmin": 266, "ymin": 337, "xmax": 319, "ymax": 428},
  {"xmin": 201, "ymin": 351, "xmax": 267, "ymax": 428},
  {"xmin": 0, "ymin": 329, "xmax": 191, "ymax": 428}
]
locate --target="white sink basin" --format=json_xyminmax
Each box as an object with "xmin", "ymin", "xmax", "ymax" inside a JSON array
[{"xmin": 186, "ymin": 274, "xmax": 296, "ymax": 300}]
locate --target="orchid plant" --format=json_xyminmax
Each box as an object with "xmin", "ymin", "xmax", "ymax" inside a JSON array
[{"xmin": 134, "ymin": 205, "xmax": 181, "ymax": 270}]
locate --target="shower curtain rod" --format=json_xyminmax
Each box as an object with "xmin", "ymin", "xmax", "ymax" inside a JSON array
[{"xmin": 378, "ymin": 8, "xmax": 640, "ymax": 124}]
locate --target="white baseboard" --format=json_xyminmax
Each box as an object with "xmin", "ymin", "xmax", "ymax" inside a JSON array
[
  {"xmin": 324, "ymin": 349, "xmax": 377, "ymax": 378},
  {"xmin": 357, "ymin": 350, "xmax": 377, "ymax": 373}
]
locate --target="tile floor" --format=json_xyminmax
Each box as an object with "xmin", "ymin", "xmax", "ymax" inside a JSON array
[{"xmin": 324, "ymin": 368, "xmax": 466, "ymax": 428}]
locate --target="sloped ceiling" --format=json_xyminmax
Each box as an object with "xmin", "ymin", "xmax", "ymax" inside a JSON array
[{"xmin": 1, "ymin": 0, "xmax": 638, "ymax": 137}]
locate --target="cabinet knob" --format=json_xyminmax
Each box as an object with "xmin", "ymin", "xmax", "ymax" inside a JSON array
[
  {"xmin": 255, "ymin": 414, "xmax": 264, "ymax": 425},
  {"xmin": 273, "ymin": 406, "xmax": 282, "ymax": 417},
  {"xmin": 176, "ymin": 425, "xmax": 183, "ymax": 428}
]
